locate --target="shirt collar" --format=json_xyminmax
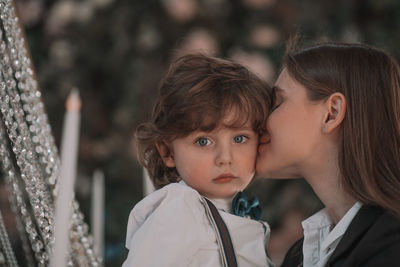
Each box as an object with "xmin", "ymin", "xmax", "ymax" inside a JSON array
[
  {"xmin": 302, "ymin": 202, "xmax": 362, "ymax": 232},
  {"xmin": 178, "ymin": 180, "xmax": 233, "ymax": 213},
  {"xmin": 320, "ymin": 202, "xmax": 362, "ymax": 252},
  {"xmin": 208, "ymin": 197, "xmax": 233, "ymax": 213},
  {"xmin": 301, "ymin": 202, "xmax": 362, "ymax": 267},
  {"xmin": 302, "ymin": 207, "xmax": 332, "ymax": 232}
]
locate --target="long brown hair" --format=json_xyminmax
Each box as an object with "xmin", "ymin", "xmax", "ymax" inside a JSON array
[
  {"xmin": 283, "ymin": 41, "xmax": 400, "ymax": 216},
  {"xmin": 135, "ymin": 54, "xmax": 272, "ymax": 188}
]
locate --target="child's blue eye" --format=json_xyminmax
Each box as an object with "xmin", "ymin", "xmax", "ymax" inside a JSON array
[
  {"xmin": 196, "ymin": 137, "xmax": 211, "ymax": 146},
  {"xmin": 234, "ymin": 135, "xmax": 247, "ymax": 143}
]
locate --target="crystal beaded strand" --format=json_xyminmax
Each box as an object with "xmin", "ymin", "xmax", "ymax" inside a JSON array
[
  {"xmin": 2, "ymin": 0, "xmax": 61, "ymax": 188},
  {"xmin": 0, "ymin": 23, "xmax": 53, "ymax": 267},
  {"xmin": 0, "ymin": 78, "xmax": 50, "ymax": 266},
  {"xmin": 0, "ymin": 121, "xmax": 37, "ymax": 267},
  {"xmin": 0, "ymin": 0, "xmax": 55, "ymax": 219},
  {"xmin": 1, "ymin": 1, "xmax": 101, "ymax": 265},
  {"xmin": 0, "ymin": 1, "xmax": 59, "ymax": 250},
  {"xmin": 0, "ymin": 210, "xmax": 18, "ymax": 267},
  {"xmin": 0, "ymin": 0, "xmax": 101, "ymax": 265}
]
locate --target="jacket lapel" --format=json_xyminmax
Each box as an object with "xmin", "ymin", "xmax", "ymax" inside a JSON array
[
  {"xmin": 280, "ymin": 238, "xmax": 304, "ymax": 267},
  {"xmin": 326, "ymin": 205, "xmax": 383, "ymax": 266}
]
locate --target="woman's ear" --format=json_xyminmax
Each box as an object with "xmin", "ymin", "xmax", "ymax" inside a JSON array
[
  {"xmin": 155, "ymin": 142, "xmax": 175, "ymax": 167},
  {"xmin": 322, "ymin": 92, "xmax": 346, "ymax": 133}
]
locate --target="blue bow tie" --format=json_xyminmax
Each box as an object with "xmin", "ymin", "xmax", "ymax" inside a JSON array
[{"xmin": 232, "ymin": 191, "xmax": 262, "ymax": 220}]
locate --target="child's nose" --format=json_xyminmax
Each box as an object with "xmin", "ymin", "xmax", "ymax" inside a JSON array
[{"xmin": 215, "ymin": 144, "xmax": 232, "ymax": 166}]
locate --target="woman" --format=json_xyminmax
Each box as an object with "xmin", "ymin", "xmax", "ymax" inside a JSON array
[{"xmin": 256, "ymin": 41, "xmax": 400, "ymax": 267}]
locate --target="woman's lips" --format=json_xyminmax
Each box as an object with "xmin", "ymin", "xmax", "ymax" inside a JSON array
[
  {"xmin": 258, "ymin": 134, "xmax": 271, "ymax": 153},
  {"xmin": 213, "ymin": 174, "xmax": 236, "ymax": 184}
]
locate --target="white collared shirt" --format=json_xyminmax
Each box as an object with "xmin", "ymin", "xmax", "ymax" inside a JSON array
[
  {"xmin": 209, "ymin": 196, "xmax": 234, "ymax": 213},
  {"xmin": 122, "ymin": 181, "xmax": 273, "ymax": 267},
  {"xmin": 302, "ymin": 202, "xmax": 362, "ymax": 267}
]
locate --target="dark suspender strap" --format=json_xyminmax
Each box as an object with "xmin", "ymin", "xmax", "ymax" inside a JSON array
[{"xmin": 204, "ymin": 198, "xmax": 238, "ymax": 267}]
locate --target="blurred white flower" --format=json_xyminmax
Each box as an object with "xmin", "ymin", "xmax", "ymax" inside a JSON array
[
  {"xmin": 49, "ymin": 1, "xmax": 76, "ymax": 25},
  {"xmin": 49, "ymin": 40, "xmax": 74, "ymax": 69},
  {"xmin": 249, "ymin": 24, "xmax": 281, "ymax": 48},
  {"xmin": 74, "ymin": 2, "xmax": 95, "ymax": 23},
  {"xmin": 137, "ymin": 23, "xmax": 161, "ymax": 51},
  {"xmin": 16, "ymin": 0, "xmax": 44, "ymax": 27},
  {"xmin": 46, "ymin": 1, "xmax": 77, "ymax": 35},
  {"xmin": 230, "ymin": 50, "xmax": 275, "ymax": 82},
  {"xmin": 176, "ymin": 28, "xmax": 218, "ymax": 56},
  {"xmin": 46, "ymin": 0, "xmax": 99, "ymax": 35},
  {"xmin": 162, "ymin": 0, "xmax": 198, "ymax": 22}
]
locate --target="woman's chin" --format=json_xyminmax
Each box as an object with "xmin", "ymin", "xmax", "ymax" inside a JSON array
[
  {"xmin": 254, "ymin": 167, "xmax": 277, "ymax": 179},
  {"xmin": 255, "ymin": 160, "xmax": 278, "ymax": 178},
  {"xmin": 255, "ymin": 166, "xmax": 301, "ymax": 179}
]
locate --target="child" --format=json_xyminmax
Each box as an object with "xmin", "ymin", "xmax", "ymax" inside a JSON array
[{"xmin": 122, "ymin": 54, "xmax": 274, "ymax": 267}]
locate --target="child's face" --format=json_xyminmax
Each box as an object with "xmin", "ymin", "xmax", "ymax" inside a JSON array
[{"xmin": 162, "ymin": 115, "xmax": 258, "ymax": 199}]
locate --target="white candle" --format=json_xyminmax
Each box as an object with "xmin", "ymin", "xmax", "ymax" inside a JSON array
[
  {"xmin": 91, "ymin": 169, "xmax": 104, "ymax": 260},
  {"xmin": 50, "ymin": 89, "xmax": 81, "ymax": 267}
]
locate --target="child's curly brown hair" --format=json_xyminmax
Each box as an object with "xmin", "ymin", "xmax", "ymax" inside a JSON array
[{"xmin": 135, "ymin": 53, "xmax": 273, "ymax": 189}]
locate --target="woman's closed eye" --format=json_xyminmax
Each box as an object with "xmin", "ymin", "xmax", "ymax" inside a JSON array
[
  {"xmin": 271, "ymin": 86, "xmax": 284, "ymax": 112},
  {"xmin": 272, "ymin": 101, "xmax": 282, "ymax": 111}
]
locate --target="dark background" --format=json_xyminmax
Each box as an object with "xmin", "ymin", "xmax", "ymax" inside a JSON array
[{"xmin": 10, "ymin": 0, "xmax": 400, "ymax": 265}]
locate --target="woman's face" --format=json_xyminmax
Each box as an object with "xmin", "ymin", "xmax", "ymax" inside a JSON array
[{"xmin": 256, "ymin": 68, "xmax": 325, "ymax": 179}]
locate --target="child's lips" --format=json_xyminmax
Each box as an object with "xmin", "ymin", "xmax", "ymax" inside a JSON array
[{"xmin": 213, "ymin": 173, "xmax": 237, "ymax": 183}]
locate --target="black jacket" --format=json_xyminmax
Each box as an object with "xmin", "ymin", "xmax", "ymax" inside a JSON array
[{"xmin": 281, "ymin": 205, "xmax": 400, "ymax": 267}]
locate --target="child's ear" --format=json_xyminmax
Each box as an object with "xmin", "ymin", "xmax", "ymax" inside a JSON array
[
  {"xmin": 155, "ymin": 142, "xmax": 176, "ymax": 167},
  {"xmin": 322, "ymin": 92, "xmax": 346, "ymax": 134}
]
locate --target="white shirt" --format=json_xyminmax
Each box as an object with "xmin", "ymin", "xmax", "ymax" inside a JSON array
[
  {"xmin": 302, "ymin": 202, "xmax": 362, "ymax": 267},
  {"xmin": 122, "ymin": 181, "xmax": 273, "ymax": 267}
]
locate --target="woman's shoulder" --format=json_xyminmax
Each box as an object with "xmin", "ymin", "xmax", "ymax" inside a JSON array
[
  {"xmin": 327, "ymin": 205, "xmax": 400, "ymax": 266},
  {"xmin": 363, "ymin": 206, "xmax": 400, "ymax": 249},
  {"xmin": 281, "ymin": 205, "xmax": 400, "ymax": 267},
  {"xmin": 356, "ymin": 205, "xmax": 400, "ymax": 238}
]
